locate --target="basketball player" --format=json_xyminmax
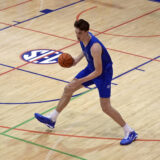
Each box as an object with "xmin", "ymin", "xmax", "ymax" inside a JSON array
[{"xmin": 34, "ymin": 19, "xmax": 137, "ymax": 145}]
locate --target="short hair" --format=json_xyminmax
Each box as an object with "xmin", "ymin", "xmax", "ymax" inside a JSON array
[{"xmin": 74, "ymin": 19, "xmax": 90, "ymax": 31}]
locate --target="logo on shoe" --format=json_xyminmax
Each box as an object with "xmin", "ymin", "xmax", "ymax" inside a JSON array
[{"xmin": 21, "ymin": 49, "xmax": 63, "ymax": 64}]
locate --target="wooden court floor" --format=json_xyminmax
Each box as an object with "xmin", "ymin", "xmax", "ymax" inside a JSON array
[{"xmin": 0, "ymin": 0, "xmax": 160, "ymax": 160}]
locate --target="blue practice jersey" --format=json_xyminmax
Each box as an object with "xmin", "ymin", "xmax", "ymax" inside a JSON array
[{"xmin": 80, "ymin": 32, "xmax": 112, "ymax": 72}]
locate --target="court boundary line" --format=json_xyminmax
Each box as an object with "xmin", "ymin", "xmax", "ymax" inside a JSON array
[
  {"xmin": 0, "ymin": 5, "xmax": 160, "ymax": 77},
  {"xmin": 1, "ymin": 3, "xmax": 159, "ymax": 159},
  {"xmin": 0, "ymin": 55, "xmax": 159, "ymax": 105},
  {"xmin": 0, "ymin": 63, "xmax": 70, "ymax": 83},
  {"xmin": 0, "ymin": 133, "xmax": 86, "ymax": 160},
  {"xmin": 0, "ymin": 0, "xmax": 84, "ymax": 31},
  {"xmin": 1, "ymin": 4, "xmax": 159, "ymax": 152},
  {"xmin": 0, "ymin": 4, "xmax": 159, "ymax": 129},
  {"xmin": 0, "ymin": 63, "xmax": 94, "ymax": 90},
  {"xmin": 1, "ymin": 55, "xmax": 159, "ymax": 132},
  {"xmin": 77, "ymin": 6, "xmax": 160, "ymax": 38},
  {"xmin": 107, "ymin": 48, "xmax": 160, "ymax": 62},
  {"xmin": 0, "ymin": 5, "xmax": 160, "ymax": 158},
  {"xmin": 96, "ymin": 8, "xmax": 160, "ymax": 34},
  {"xmin": 0, "ymin": 0, "xmax": 32, "ymax": 12},
  {"xmin": 0, "ymin": 87, "xmax": 94, "ymax": 104},
  {"xmin": 1, "ymin": 88, "xmax": 93, "ymax": 133},
  {"xmin": 0, "ymin": 125, "xmax": 160, "ymax": 142},
  {"xmin": 0, "ymin": 20, "xmax": 159, "ymax": 62},
  {"xmin": 0, "ymin": 88, "xmax": 93, "ymax": 159},
  {"xmin": 96, "ymin": 32, "xmax": 160, "ymax": 38},
  {"xmin": 0, "ymin": 21, "xmax": 77, "ymax": 41}
]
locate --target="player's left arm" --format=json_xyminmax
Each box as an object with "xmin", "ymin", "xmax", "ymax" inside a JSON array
[
  {"xmin": 77, "ymin": 43, "xmax": 102, "ymax": 83},
  {"xmin": 73, "ymin": 52, "xmax": 84, "ymax": 66}
]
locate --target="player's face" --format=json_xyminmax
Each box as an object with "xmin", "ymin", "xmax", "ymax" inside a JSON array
[{"xmin": 75, "ymin": 28, "xmax": 87, "ymax": 41}]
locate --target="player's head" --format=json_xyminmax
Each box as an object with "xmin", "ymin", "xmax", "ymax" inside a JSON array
[{"xmin": 74, "ymin": 19, "xmax": 90, "ymax": 41}]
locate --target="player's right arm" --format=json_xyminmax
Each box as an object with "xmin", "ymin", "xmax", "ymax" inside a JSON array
[{"xmin": 73, "ymin": 52, "xmax": 84, "ymax": 66}]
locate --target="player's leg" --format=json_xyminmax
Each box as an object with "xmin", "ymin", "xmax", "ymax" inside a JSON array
[
  {"xmin": 100, "ymin": 97, "xmax": 126, "ymax": 127},
  {"xmin": 34, "ymin": 66, "xmax": 93, "ymax": 128},
  {"xmin": 34, "ymin": 79, "xmax": 83, "ymax": 128},
  {"xmin": 55, "ymin": 79, "xmax": 84, "ymax": 113},
  {"xmin": 94, "ymin": 68, "xmax": 137, "ymax": 145},
  {"xmin": 100, "ymin": 97, "xmax": 137, "ymax": 145},
  {"xmin": 95, "ymin": 77, "xmax": 138, "ymax": 145},
  {"xmin": 93, "ymin": 70, "xmax": 125, "ymax": 126},
  {"xmin": 48, "ymin": 66, "xmax": 94, "ymax": 120}
]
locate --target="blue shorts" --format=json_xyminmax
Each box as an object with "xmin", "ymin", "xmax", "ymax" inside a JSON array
[{"xmin": 75, "ymin": 66, "xmax": 113, "ymax": 98}]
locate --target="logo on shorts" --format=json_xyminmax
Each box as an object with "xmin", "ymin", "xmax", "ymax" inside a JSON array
[
  {"xmin": 21, "ymin": 49, "xmax": 63, "ymax": 64},
  {"xmin": 107, "ymin": 85, "xmax": 111, "ymax": 88}
]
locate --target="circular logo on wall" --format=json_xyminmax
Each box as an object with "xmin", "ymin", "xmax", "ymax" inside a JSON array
[{"xmin": 21, "ymin": 49, "xmax": 63, "ymax": 64}]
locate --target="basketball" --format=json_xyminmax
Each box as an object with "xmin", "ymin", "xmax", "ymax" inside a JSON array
[{"xmin": 58, "ymin": 53, "xmax": 74, "ymax": 68}]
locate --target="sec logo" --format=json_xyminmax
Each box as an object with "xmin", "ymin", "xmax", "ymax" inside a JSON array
[{"xmin": 21, "ymin": 49, "xmax": 63, "ymax": 64}]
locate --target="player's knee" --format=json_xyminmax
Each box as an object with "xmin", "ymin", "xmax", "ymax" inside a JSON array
[
  {"xmin": 64, "ymin": 84, "xmax": 75, "ymax": 95},
  {"xmin": 64, "ymin": 85, "xmax": 73, "ymax": 95},
  {"xmin": 101, "ymin": 104, "xmax": 112, "ymax": 114}
]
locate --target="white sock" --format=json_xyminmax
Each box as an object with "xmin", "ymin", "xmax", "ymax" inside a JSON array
[
  {"xmin": 47, "ymin": 109, "xmax": 59, "ymax": 122},
  {"xmin": 123, "ymin": 124, "xmax": 134, "ymax": 139}
]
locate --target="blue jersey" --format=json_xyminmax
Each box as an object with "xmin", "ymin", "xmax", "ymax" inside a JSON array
[
  {"xmin": 80, "ymin": 32, "xmax": 113, "ymax": 72},
  {"xmin": 76, "ymin": 32, "xmax": 113, "ymax": 98}
]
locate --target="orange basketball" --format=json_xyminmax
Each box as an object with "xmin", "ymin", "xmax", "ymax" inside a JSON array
[{"xmin": 58, "ymin": 53, "xmax": 74, "ymax": 68}]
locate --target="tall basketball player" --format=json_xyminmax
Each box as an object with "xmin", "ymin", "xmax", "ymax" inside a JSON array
[{"xmin": 34, "ymin": 19, "xmax": 138, "ymax": 145}]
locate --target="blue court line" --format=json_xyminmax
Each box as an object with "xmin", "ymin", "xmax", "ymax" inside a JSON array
[
  {"xmin": 0, "ymin": 55, "xmax": 159, "ymax": 105},
  {"xmin": 0, "ymin": 63, "xmax": 93, "ymax": 90},
  {"xmin": 12, "ymin": 21, "xmax": 21, "ymax": 24},
  {"xmin": 149, "ymin": 0, "xmax": 160, "ymax": 3},
  {"xmin": 0, "ymin": 0, "xmax": 84, "ymax": 31},
  {"xmin": 112, "ymin": 56, "xmax": 160, "ymax": 80},
  {"xmin": 135, "ymin": 68, "xmax": 145, "ymax": 72},
  {"xmin": 0, "ymin": 26, "xmax": 12, "ymax": 31},
  {"xmin": 112, "ymin": 83, "xmax": 118, "ymax": 85},
  {"xmin": 0, "ymin": 92, "xmax": 90, "ymax": 105},
  {"xmin": 0, "ymin": 63, "xmax": 116, "ymax": 88},
  {"xmin": 0, "ymin": 63, "xmax": 70, "ymax": 83}
]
